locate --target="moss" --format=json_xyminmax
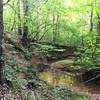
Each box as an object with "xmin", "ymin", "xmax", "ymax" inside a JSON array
[{"xmin": 55, "ymin": 59, "xmax": 74, "ymax": 65}]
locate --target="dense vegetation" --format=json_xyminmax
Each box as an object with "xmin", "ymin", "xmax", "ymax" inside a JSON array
[{"xmin": 0, "ymin": 0, "xmax": 100, "ymax": 99}]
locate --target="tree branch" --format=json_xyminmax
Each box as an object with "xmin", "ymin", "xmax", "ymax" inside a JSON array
[
  {"xmin": 85, "ymin": 74, "xmax": 100, "ymax": 83},
  {"xmin": 3, "ymin": 0, "xmax": 11, "ymax": 5}
]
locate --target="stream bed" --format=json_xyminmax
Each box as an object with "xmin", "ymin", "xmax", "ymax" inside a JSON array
[{"xmin": 40, "ymin": 70, "xmax": 100, "ymax": 95}]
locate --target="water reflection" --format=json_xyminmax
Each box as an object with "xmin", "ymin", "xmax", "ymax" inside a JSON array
[{"xmin": 40, "ymin": 70, "xmax": 100, "ymax": 94}]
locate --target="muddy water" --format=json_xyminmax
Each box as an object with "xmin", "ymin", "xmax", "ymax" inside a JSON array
[{"xmin": 40, "ymin": 70, "xmax": 100, "ymax": 95}]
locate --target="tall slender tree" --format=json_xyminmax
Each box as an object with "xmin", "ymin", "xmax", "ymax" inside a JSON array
[
  {"xmin": 0, "ymin": 0, "xmax": 4, "ymax": 85},
  {"xmin": 21, "ymin": 0, "xmax": 28, "ymax": 46},
  {"xmin": 52, "ymin": 14, "xmax": 56, "ymax": 43},
  {"xmin": 95, "ymin": 0, "xmax": 100, "ymax": 44},
  {"xmin": 18, "ymin": 0, "xmax": 22, "ymax": 35}
]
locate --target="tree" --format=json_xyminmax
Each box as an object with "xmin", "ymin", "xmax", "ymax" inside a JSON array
[
  {"xmin": 21, "ymin": 0, "xmax": 28, "ymax": 46},
  {"xmin": 94, "ymin": 0, "xmax": 100, "ymax": 45},
  {"xmin": 0, "ymin": 0, "xmax": 4, "ymax": 85},
  {"xmin": 17, "ymin": 0, "xmax": 22, "ymax": 35}
]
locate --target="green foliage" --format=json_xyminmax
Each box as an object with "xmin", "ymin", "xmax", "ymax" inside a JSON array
[
  {"xmin": 3, "ymin": 0, "xmax": 100, "ymax": 99},
  {"xmin": 5, "ymin": 60, "xmax": 37, "ymax": 99},
  {"xmin": 5, "ymin": 59, "xmax": 88, "ymax": 100},
  {"xmin": 75, "ymin": 32, "xmax": 100, "ymax": 71},
  {"xmin": 24, "ymin": 50, "xmax": 33, "ymax": 61},
  {"xmin": 4, "ymin": 0, "xmax": 98, "ymax": 46},
  {"xmin": 55, "ymin": 87, "xmax": 88, "ymax": 100},
  {"xmin": 35, "ymin": 85, "xmax": 89, "ymax": 100}
]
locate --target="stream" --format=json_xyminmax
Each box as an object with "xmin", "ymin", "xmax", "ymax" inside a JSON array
[
  {"xmin": 40, "ymin": 67, "xmax": 100, "ymax": 95},
  {"xmin": 31, "ymin": 51, "xmax": 100, "ymax": 99}
]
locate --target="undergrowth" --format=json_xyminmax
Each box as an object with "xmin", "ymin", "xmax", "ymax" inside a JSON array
[{"xmin": 4, "ymin": 59, "xmax": 89, "ymax": 100}]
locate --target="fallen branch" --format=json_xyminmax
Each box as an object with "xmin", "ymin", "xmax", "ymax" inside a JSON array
[{"xmin": 85, "ymin": 73, "xmax": 100, "ymax": 83}]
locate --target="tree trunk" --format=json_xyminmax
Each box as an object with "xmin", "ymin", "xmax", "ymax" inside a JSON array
[
  {"xmin": 95, "ymin": 1, "xmax": 100, "ymax": 45},
  {"xmin": 52, "ymin": 14, "xmax": 59, "ymax": 43},
  {"xmin": 21, "ymin": 0, "xmax": 28, "ymax": 46},
  {"xmin": 90, "ymin": 11, "xmax": 93, "ymax": 32},
  {"xmin": 35, "ymin": 11, "xmax": 39, "ymax": 40},
  {"xmin": 52, "ymin": 14, "xmax": 56, "ymax": 43},
  {"xmin": 56, "ymin": 15, "xmax": 59, "ymax": 43},
  {"xmin": 0, "ymin": 0, "xmax": 4, "ymax": 85},
  {"xmin": 96, "ymin": 20, "xmax": 100, "ymax": 45},
  {"xmin": 18, "ymin": 0, "xmax": 22, "ymax": 35}
]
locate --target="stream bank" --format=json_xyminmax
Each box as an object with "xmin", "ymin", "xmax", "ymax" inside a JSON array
[{"xmin": 4, "ymin": 33, "xmax": 100, "ymax": 100}]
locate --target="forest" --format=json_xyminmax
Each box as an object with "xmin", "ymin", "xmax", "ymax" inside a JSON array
[{"xmin": 0, "ymin": 0, "xmax": 100, "ymax": 100}]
